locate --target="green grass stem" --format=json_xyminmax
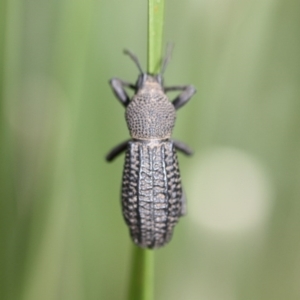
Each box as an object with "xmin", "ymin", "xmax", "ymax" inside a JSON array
[
  {"xmin": 127, "ymin": 1, "xmax": 165, "ymax": 299},
  {"xmin": 148, "ymin": 0, "xmax": 165, "ymax": 74},
  {"xmin": 127, "ymin": 246, "xmax": 154, "ymax": 300}
]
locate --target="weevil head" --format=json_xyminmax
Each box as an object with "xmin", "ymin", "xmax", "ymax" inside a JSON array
[
  {"xmin": 135, "ymin": 73, "xmax": 164, "ymax": 93},
  {"xmin": 123, "ymin": 48, "xmax": 176, "ymax": 140}
]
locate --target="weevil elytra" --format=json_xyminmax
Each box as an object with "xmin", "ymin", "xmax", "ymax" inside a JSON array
[{"xmin": 106, "ymin": 49, "xmax": 196, "ymax": 249}]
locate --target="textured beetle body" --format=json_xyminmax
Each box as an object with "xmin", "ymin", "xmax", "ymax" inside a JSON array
[
  {"xmin": 106, "ymin": 49, "xmax": 196, "ymax": 249},
  {"xmin": 122, "ymin": 140, "xmax": 184, "ymax": 248}
]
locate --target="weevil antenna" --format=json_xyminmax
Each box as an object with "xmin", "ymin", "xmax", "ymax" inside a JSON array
[
  {"xmin": 123, "ymin": 49, "xmax": 144, "ymax": 74},
  {"xmin": 161, "ymin": 43, "xmax": 174, "ymax": 75}
]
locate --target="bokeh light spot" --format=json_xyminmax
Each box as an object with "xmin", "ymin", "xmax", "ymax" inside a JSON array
[{"xmin": 187, "ymin": 147, "xmax": 273, "ymax": 233}]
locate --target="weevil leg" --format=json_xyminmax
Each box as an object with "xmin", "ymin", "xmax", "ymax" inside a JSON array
[
  {"xmin": 173, "ymin": 140, "xmax": 193, "ymax": 156},
  {"xmin": 109, "ymin": 78, "xmax": 136, "ymax": 107},
  {"xmin": 180, "ymin": 189, "xmax": 187, "ymax": 216},
  {"xmin": 106, "ymin": 140, "xmax": 130, "ymax": 162},
  {"xmin": 165, "ymin": 85, "xmax": 196, "ymax": 110}
]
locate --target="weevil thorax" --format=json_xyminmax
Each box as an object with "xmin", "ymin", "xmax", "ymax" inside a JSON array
[{"xmin": 125, "ymin": 74, "xmax": 176, "ymax": 140}]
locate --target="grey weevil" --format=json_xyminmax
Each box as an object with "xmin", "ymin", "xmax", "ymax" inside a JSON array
[{"xmin": 106, "ymin": 49, "xmax": 196, "ymax": 249}]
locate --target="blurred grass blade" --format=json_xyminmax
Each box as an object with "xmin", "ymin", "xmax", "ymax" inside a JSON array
[
  {"xmin": 127, "ymin": 247, "xmax": 154, "ymax": 300},
  {"xmin": 148, "ymin": 0, "xmax": 165, "ymax": 74},
  {"xmin": 0, "ymin": 0, "xmax": 16, "ymax": 299}
]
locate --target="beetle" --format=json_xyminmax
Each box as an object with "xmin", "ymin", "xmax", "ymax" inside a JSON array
[{"xmin": 106, "ymin": 49, "xmax": 196, "ymax": 249}]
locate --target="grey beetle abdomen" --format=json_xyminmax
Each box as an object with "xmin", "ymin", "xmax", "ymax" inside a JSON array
[{"xmin": 121, "ymin": 140, "xmax": 183, "ymax": 249}]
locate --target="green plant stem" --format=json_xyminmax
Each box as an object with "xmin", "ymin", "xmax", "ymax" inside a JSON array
[
  {"xmin": 127, "ymin": 1, "xmax": 165, "ymax": 300},
  {"xmin": 148, "ymin": 0, "xmax": 165, "ymax": 74},
  {"xmin": 127, "ymin": 246, "xmax": 154, "ymax": 300}
]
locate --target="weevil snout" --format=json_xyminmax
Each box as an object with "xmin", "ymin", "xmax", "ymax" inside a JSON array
[{"xmin": 136, "ymin": 74, "xmax": 164, "ymax": 91}]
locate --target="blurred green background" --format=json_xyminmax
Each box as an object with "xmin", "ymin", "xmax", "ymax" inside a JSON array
[{"xmin": 1, "ymin": 0, "xmax": 300, "ymax": 299}]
